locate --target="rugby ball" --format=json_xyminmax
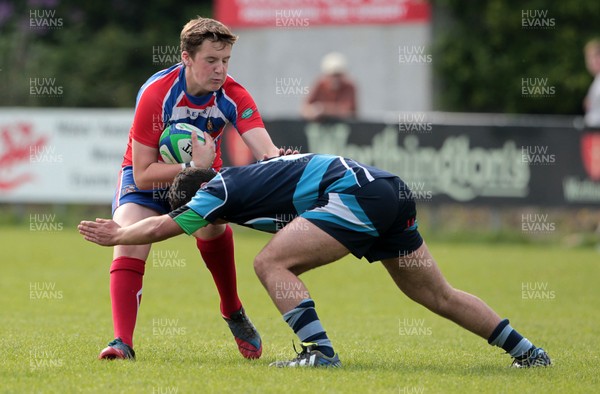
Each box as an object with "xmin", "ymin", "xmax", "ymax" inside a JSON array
[{"xmin": 158, "ymin": 123, "xmax": 204, "ymax": 163}]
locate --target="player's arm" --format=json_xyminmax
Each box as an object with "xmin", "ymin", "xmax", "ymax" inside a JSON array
[
  {"xmin": 241, "ymin": 127, "xmax": 281, "ymax": 160},
  {"xmin": 79, "ymin": 182, "xmax": 219, "ymax": 246},
  {"xmin": 78, "ymin": 215, "xmax": 184, "ymax": 246},
  {"xmin": 133, "ymin": 131, "xmax": 215, "ymax": 190},
  {"xmin": 129, "ymin": 88, "xmax": 187, "ymax": 189},
  {"xmin": 225, "ymin": 81, "xmax": 283, "ymax": 160}
]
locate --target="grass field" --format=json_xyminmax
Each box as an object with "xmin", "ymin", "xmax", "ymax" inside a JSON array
[{"xmin": 1, "ymin": 225, "xmax": 599, "ymax": 393}]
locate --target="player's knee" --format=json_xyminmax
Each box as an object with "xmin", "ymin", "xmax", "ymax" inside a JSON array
[
  {"xmin": 254, "ymin": 250, "xmax": 300, "ymax": 279},
  {"xmin": 114, "ymin": 244, "xmax": 150, "ymax": 261},
  {"xmin": 194, "ymin": 223, "xmax": 227, "ymax": 240},
  {"xmin": 253, "ymin": 253, "xmax": 270, "ymax": 281}
]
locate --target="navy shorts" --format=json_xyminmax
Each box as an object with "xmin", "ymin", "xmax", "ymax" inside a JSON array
[
  {"xmin": 301, "ymin": 177, "xmax": 423, "ymax": 262},
  {"xmin": 112, "ymin": 166, "xmax": 171, "ymax": 215}
]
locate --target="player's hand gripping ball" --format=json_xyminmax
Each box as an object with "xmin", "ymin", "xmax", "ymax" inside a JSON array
[{"xmin": 159, "ymin": 123, "xmax": 205, "ymax": 163}]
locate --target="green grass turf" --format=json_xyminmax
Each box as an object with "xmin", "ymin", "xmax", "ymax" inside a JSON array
[{"xmin": 0, "ymin": 225, "xmax": 598, "ymax": 393}]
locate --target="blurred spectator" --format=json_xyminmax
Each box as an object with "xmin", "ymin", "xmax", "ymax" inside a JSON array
[
  {"xmin": 583, "ymin": 38, "xmax": 600, "ymax": 127},
  {"xmin": 302, "ymin": 52, "xmax": 357, "ymax": 121}
]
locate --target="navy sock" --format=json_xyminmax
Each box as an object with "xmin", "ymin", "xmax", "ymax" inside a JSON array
[
  {"xmin": 282, "ymin": 298, "xmax": 335, "ymax": 357},
  {"xmin": 488, "ymin": 318, "xmax": 535, "ymax": 358}
]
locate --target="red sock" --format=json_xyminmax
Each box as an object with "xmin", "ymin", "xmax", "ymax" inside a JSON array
[
  {"xmin": 196, "ymin": 225, "xmax": 242, "ymax": 317},
  {"xmin": 109, "ymin": 256, "xmax": 145, "ymax": 348}
]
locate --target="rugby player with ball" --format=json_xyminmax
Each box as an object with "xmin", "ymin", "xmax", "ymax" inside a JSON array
[{"xmin": 100, "ymin": 16, "xmax": 282, "ymax": 360}]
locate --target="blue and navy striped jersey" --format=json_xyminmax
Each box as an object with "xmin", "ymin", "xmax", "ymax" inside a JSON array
[{"xmin": 170, "ymin": 153, "xmax": 397, "ymax": 234}]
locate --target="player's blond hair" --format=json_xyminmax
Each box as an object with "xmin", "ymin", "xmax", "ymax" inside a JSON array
[
  {"xmin": 584, "ymin": 38, "xmax": 600, "ymax": 55},
  {"xmin": 180, "ymin": 17, "xmax": 238, "ymax": 56}
]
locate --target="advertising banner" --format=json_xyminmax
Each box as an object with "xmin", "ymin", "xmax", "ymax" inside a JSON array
[
  {"xmin": 221, "ymin": 119, "xmax": 600, "ymax": 206},
  {"xmin": 214, "ymin": 0, "xmax": 431, "ymax": 28},
  {"xmin": 0, "ymin": 109, "xmax": 131, "ymax": 203},
  {"xmin": 1, "ymin": 109, "xmax": 597, "ymax": 206}
]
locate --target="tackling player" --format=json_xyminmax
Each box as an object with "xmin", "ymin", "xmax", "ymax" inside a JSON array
[
  {"xmin": 101, "ymin": 17, "xmax": 282, "ymax": 360},
  {"xmin": 80, "ymin": 153, "xmax": 551, "ymax": 368}
]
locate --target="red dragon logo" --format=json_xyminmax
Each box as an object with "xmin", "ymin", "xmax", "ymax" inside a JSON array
[
  {"xmin": 0, "ymin": 122, "xmax": 47, "ymax": 191},
  {"xmin": 581, "ymin": 131, "xmax": 600, "ymax": 181}
]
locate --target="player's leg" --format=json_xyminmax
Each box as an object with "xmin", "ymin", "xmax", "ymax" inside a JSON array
[
  {"xmin": 193, "ymin": 223, "xmax": 262, "ymax": 359},
  {"xmin": 99, "ymin": 202, "xmax": 155, "ymax": 360},
  {"xmin": 254, "ymin": 217, "xmax": 349, "ymax": 367},
  {"xmin": 254, "ymin": 217, "xmax": 349, "ymax": 313},
  {"xmin": 194, "ymin": 223, "xmax": 241, "ymax": 316},
  {"xmin": 381, "ymin": 242, "xmax": 551, "ymax": 367},
  {"xmin": 99, "ymin": 165, "xmax": 169, "ymax": 360},
  {"xmin": 381, "ymin": 242, "xmax": 500, "ymax": 338}
]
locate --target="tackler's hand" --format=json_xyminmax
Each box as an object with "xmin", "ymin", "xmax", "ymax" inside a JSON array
[{"xmin": 78, "ymin": 218, "xmax": 121, "ymax": 246}]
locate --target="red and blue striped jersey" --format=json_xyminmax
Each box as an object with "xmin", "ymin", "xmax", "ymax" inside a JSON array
[{"xmin": 121, "ymin": 63, "xmax": 264, "ymax": 170}]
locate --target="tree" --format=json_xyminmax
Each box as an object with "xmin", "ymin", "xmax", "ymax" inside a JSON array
[
  {"xmin": 0, "ymin": 0, "xmax": 212, "ymax": 107},
  {"xmin": 432, "ymin": 0, "xmax": 600, "ymax": 114}
]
